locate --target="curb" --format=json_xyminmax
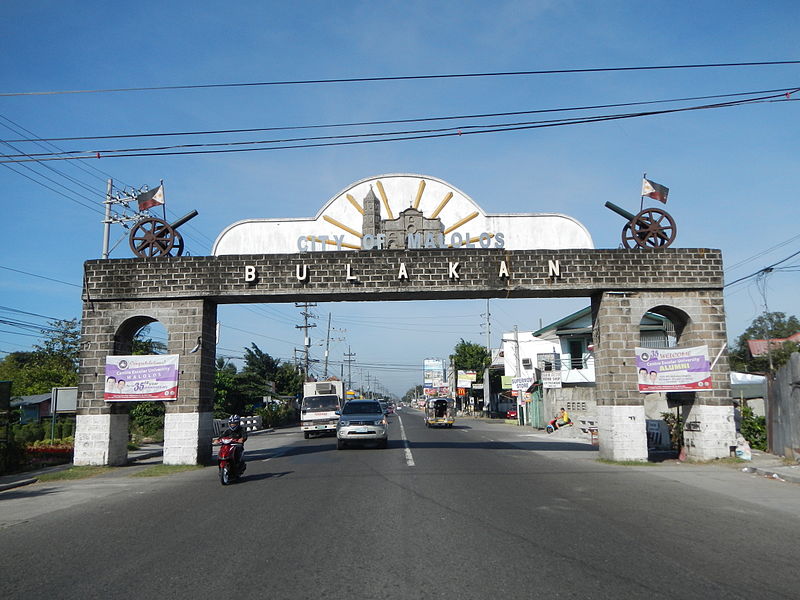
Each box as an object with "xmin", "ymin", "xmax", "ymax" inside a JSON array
[
  {"xmin": 751, "ymin": 466, "xmax": 800, "ymax": 485},
  {"xmin": 0, "ymin": 478, "xmax": 38, "ymax": 492}
]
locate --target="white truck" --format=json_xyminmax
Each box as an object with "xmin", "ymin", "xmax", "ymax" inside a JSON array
[{"xmin": 300, "ymin": 379, "xmax": 345, "ymax": 438}]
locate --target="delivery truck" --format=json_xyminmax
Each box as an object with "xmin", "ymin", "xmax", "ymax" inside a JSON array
[{"xmin": 300, "ymin": 379, "xmax": 344, "ymax": 438}]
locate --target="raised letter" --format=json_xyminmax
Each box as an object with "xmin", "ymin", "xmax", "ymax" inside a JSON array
[
  {"xmin": 317, "ymin": 235, "xmax": 329, "ymax": 251},
  {"xmin": 297, "ymin": 236, "xmax": 308, "ymax": 252},
  {"xmin": 548, "ymin": 259, "xmax": 561, "ymax": 277},
  {"xmin": 245, "ymin": 265, "xmax": 257, "ymax": 282},
  {"xmin": 398, "ymin": 263, "xmax": 408, "ymax": 280},
  {"xmin": 407, "ymin": 233, "xmax": 422, "ymax": 249},
  {"xmin": 499, "ymin": 260, "xmax": 509, "ymax": 278},
  {"xmin": 362, "ymin": 234, "xmax": 374, "ymax": 250},
  {"xmin": 296, "ymin": 264, "xmax": 309, "ymax": 281},
  {"xmin": 448, "ymin": 262, "xmax": 460, "ymax": 280},
  {"xmin": 494, "ymin": 232, "xmax": 505, "ymax": 248},
  {"xmin": 450, "ymin": 232, "xmax": 463, "ymax": 248},
  {"xmin": 479, "ymin": 233, "xmax": 491, "ymax": 248},
  {"xmin": 333, "ymin": 234, "xmax": 344, "ymax": 251},
  {"xmin": 346, "ymin": 264, "xmax": 358, "ymax": 281},
  {"xmin": 376, "ymin": 233, "xmax": 386, "ymax": 249}
]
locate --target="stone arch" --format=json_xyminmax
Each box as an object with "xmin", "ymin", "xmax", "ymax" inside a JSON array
[{"xmin": 114, "ymin": 314, "xmax": 158, "ymax": 355}]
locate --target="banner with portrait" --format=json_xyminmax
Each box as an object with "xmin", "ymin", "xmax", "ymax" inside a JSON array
[
  {"xmin": 104, "ymin": 354, "xmax": 180, "ymax": 401},
  {"xmin": 636, "ymin": 346, "xmax": 712, "ymax": 393}
]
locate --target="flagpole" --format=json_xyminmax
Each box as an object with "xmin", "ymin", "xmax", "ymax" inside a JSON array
[
  {"xmin": 160, "ymin": 179, "xmax": 166, "ymax": 221},
  {"xmin": 640, "ymin": 172, "xmax": 646, "ymax": 212}
]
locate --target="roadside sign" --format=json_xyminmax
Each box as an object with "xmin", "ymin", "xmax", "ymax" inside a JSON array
[
  {"xmin": 541, "ymin": 371, "xmax": 562, "ymax": 389},
  {"xmin": 512, "ymin": 377, "xmax": 533, "ymax": 391}
]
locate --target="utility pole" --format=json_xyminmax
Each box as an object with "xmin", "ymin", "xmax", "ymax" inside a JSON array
[
  {"xmin": 102, "ymin": 179, "xmax": 113, "ymax": 259},
  {"xmin": 323, "ymin": 312, "xmax": 332, "ymax": 378},
  {"xmin": 483, "ymin": 298, "xmax": 492, "ymax": 417},
  {"xmin": 101, "ymin": 179, "xmax": 162, "ymax": 259},
  {"xmin": 344, "ymin": 346, "xmax": 356, "ymax": 393},
  {"xmin": 295, "ymin": 302, "xmax": 317, "ymax": 380}
]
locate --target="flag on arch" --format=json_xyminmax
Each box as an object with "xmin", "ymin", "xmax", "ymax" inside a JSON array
[
  {"xmin": 641, "ymin": 178, "xmax": 669, "ymax": 204},
  {"xmin": 136, "ymin": 185, "xmax": 165, "ymax": 211}
]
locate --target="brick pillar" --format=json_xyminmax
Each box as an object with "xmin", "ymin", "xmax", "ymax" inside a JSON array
[
  {"xmin": 592, "ymin": 293, "xmax": 649, "ymax": 461},
  {"xmin": 592, "ymin": 289, "xmax": 736, "ymax": 462},
  {"xmin": 163, "ymin": 300, "xmax": 216, "ymax": 465},
  {"xmin": 74, "ymin": 298, "xmax": 217, "ymax": 466}
]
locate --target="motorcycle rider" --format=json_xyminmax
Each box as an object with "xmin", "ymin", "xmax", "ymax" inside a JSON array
[{"xmin": 218, "ymin": 414, "xmax": 248, "ymax": 471}]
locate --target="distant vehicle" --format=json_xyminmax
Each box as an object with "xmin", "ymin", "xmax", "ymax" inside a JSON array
[
  {"xmin": 301, "ymin": 380, "xmax": 344, "ymax": 439},
  {"xmin": 337, "ymin": 400, "xmax": 388, "ymax": 449},
  {"xmin": 506, "ymin": 407, "xmax": 518, "ymax": 419},
  {"xmin": 424, "ymin": 397, "xmax": 455, "ymax": 428}
]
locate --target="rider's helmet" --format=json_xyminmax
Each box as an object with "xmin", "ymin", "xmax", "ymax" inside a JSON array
[{"xmin": 228, "ymin": 414, "xmax": 241, "ymax": 426}]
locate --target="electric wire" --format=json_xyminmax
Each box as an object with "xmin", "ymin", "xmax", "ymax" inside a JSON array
[
  {"xmin": 3, "ymin": 91, "xmax": 794, "ymax": 163},
  {"xmin": 3, "ymin": 60, "xmax": 798, "ymax": 97},
  {"xmin": 3, "ymin": 86, "xmax": 795, "ymax": 143}
]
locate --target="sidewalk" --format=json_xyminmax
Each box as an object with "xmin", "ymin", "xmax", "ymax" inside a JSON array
[{"xmin": 456, "ymin": 412, "xmax": 800, "ymax": 485}]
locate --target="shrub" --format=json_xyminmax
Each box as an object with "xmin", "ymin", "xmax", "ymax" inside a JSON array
[
  {"xmin": 661, "ymin": 411, "xmax": 684, "ymax": 450},
  {"xmin": 740, "ymin": 405, "xmax": 767, "ymax": 451}
]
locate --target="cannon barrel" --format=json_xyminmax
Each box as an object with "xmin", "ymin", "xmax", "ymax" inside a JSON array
[
  {"xmin": 604, "ymin": 201, "xmax": 636, "ymax": 221},
  {"xmin": 169, "ymin": 210, "xmax": 198, "ymax": 230}
]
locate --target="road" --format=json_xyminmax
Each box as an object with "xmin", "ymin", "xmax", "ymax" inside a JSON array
[{"xmin": 2, "ymin": 408, "xmax": 799, "ymax": 599}]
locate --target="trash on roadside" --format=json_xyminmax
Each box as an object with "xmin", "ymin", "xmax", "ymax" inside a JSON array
[{"xmin": 735, "ymin": 436, "xmax": 752, "ymax": 461}]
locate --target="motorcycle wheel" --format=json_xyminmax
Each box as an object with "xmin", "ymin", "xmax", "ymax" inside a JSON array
[{"xmin": 220, "ymin": 465, "xmax": 231, "ymax": 485}]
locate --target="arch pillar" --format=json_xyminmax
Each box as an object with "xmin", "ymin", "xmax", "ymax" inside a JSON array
[
  {"xmin": 592, "ymin": 289, "xmax": 735, "ymax": 461},
  {"xmin": 74, "ymin": 299, "xmax": 217, "ymax": 466}
]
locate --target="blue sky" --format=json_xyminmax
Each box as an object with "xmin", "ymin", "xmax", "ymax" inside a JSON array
[{"xmin": 1, "ymin": 1, "xmax": 798, "ymax": 396}]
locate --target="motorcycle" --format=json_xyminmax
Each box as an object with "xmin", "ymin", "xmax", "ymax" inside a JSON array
[
  {"xmin": 216, "ymin": 436, "xmax": 246, "ymax": 485},
  {"xmin": 545, "ymin": 417, "xmax": 572, "ymax": 434}
]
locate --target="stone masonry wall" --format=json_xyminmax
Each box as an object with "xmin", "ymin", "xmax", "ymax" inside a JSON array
[{"xmin": 82, "ymin": 248, "xmax": 723, "ymax": 304}]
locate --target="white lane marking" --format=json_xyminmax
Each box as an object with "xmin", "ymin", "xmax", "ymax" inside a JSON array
[{"xmin": 397, "ymin": 415, "xmax": 416, "ymax": 467}]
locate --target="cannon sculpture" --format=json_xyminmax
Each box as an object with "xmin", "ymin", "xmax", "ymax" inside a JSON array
[
  {"xmin": 604, "ymin": 201, "xmax": 676, "ymax": 249},
  {"xmin": 129, "ymin": 210, "xmax": 198, "ymax": 258}
]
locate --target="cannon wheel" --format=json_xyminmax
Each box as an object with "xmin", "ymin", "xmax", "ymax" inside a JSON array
[
  {"xmin": 129, "ymin": 217, "xmax": 177, "ymax": 257},
  {"xmin": 621, "ymin": 208, "xmax": 677, "ymax": 249}
]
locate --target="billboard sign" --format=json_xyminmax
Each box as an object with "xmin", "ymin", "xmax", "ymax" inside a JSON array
[
  {"xmin": 636, "ymin": 346, "xmax": 712, "ymax": 393},
  {"xmin": 541, "ymin": 370, "xmax": 562, "ymax": 389},
  {"xmin": 422, "ymin": 358, "xmax": 445, "ymax": 388},
  {"xmin": 104, "ymin": 354, "xmax": 180, "ymax": 401}
]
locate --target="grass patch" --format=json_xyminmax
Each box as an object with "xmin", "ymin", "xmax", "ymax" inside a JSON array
[
  {"xmin": 597, "ymin": 458, "xmax": 660, "ymax": 466},
  {"xmin": 37, "ymin": 466, "xmax": 114, "ymax": 481},
  {"xmin": 131, "ymin": 464, "xmax": 205, "ymax": 478}
]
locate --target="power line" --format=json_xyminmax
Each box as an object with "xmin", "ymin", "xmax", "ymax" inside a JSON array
[
  {"xmin": 724, "ymin": 247, "xmax": 800, "ymax": 288},
  {"xmin": 0, "ymin": 264, "xmax": 82, "ymax": 288},
  {"xmin": 4, "ymin": 86, "xmax": 795, "ymax": 143},
  {"xmin": 2, "ymin": 91, "xmax": 793, "ymax": 163},
  {"xmin": 3, "ymin": 60, "xmax": 799, "ymax": 97}
]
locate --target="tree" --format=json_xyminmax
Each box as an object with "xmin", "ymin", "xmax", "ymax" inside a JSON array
[
  {"xmin": 33, "ymin": 318, "xmax": 80, "ymax": 369},
  {"xmin": 0, "ymin": 319, "xmax": 81, "ymax": 395},
  {"xmin": 214, "ymin": 357, "xmax": 242, "ymax": 418},
  {"xmin": 403, "ymin": 385, "xmax": 424, "ymax": 402},
  {"xmin": 132, "ymin": 325, "xmax": 168, "ymax": 355},
  {"xmin": 450, "ymin": 338, "xmax": 489, "ymax": 381},
  {"xmin": 729, "ymin": 312, "xmax": 800, "ymax": 373}
]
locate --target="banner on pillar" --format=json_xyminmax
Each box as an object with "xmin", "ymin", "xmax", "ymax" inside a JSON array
[
  {"xmin": 104, "ymin": 354, "xmax": 180, "ymax": 401},
  {"xmin": 636, "ymin": 346, "xmax": 712, "ymax": 393}
]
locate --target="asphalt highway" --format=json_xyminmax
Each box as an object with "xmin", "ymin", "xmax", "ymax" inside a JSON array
[{"xmin": 2, "ymin": 408, "xmax": 799, "ymax": 599}]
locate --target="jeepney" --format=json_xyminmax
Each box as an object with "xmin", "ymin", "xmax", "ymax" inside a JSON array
[{"xmin": 424, "ymin": 397, "xmax": 455, "ymax": 428}]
